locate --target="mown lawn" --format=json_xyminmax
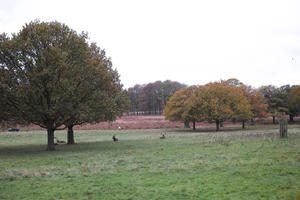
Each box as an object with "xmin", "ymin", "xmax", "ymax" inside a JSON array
[{"xmin": 0, "ymin": 125, "xmax": 299, "ymax": 200}]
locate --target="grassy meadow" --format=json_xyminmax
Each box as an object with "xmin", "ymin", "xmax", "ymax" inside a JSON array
[{"xmin": 0, "ymin": 125, "xmax": 299, "ymax": 199}]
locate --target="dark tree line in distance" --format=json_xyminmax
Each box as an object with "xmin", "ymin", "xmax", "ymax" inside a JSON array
[{"xmin": 127, "ymin": 80, "xmax": 186, "ymax": 115}]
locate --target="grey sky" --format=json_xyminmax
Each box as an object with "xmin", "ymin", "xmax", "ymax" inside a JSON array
[{"xmin": 1, "ymin": 0, "xmax": 299, "ymax": 88}]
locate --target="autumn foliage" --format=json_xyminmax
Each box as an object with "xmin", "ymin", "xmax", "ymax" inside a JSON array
[
  {"xmin": 164, "ymin": 79, "xmax": 268, "ymax": 131},
  {"xmin": 163, "ymin": 86, "xmax": 197, "ymax": 129}
]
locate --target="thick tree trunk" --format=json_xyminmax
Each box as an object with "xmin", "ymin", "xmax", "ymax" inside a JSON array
[
  {"xmin": 184, "ymin": 120, "xmax": 190, "ymax": 128},
  {"xmin": 242, "ymin": 120, "xmax": 245, "ymax": 129},
  {"xmin": 272, "ymin": 116, "xmax": 276, "ymax": 124},
  {"xmin": 192, "ymin": 120, "xmax": 196, "ymax": 131},
  {"xmin": 67, "ymin": 125, "xmax": 75, "ymax": 144},
  {"xmin": 289, "ymin": 114, "xmax": 294, "ymax": 122},
  {"xmin": 216, "ymin": 120, "xmax": 220, "ymax": 131},
  {"xmin": 46, "ymin": 129, "xmax": 55, "ymax": 151}
]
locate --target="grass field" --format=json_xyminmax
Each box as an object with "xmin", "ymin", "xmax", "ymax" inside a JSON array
[{"xmin": 0, "ymin": 125, "xmax": 299, "ymax": 199}]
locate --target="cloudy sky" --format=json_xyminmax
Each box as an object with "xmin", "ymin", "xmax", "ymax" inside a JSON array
[{"xmin": 1, "ymin": 0, "xmax": 299, "ymax": 88}]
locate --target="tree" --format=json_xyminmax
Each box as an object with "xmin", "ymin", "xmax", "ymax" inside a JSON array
[
  {"xmin": 189, "ymin": 81, "xmax": 252, "ymax": 131},
  {"xmin": 230, "ymin": 87, "xmax": 252, "ymax": 129},
  {"xmin": 259, "ymin": 85, "xmax": 289, "ymax": 124},
  {"xmin": 199, "ymin": 82, "xmax": 231, "ymax": 131},
  {"xmin": 240, "ymin": 85, "xmax": 268, "ymax": 122},
  {"xmin": 288, "ymin": 85, "xmax": 300, "ymax": 119},
  {"xmin": 184, "ymin": 86, "xmax": 208, "ymax": 130},
  {"xmin": 128, "ymin": 84, "xmax": 143, "ymax": 115},
  {"xmin": 163, "ymin": 86, "xmax": 197, "ymax": 129},
  {"xmin": 62, "ymin": 43, "xmax": 129, "ymax": 144},
  {"xmin": 0, "ymin": 21, "xmax": 126, "ymax": 150}
]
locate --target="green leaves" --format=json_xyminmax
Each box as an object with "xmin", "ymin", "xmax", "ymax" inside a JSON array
[{"xmin": 1, "ymin": 21, "xmax": 128, "ymax": 148}]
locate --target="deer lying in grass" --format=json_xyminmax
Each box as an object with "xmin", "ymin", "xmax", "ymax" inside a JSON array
[
  {"xmin": 112, "ymin": 135, "xmax": 118, "ymax": 141},
  {"xmin": 160, "ymin": 133, "xmax": 166, "ymax": 139},
  {"xmin": 54, "ymin": 137, "xmax": 66, "ymax": 145}
]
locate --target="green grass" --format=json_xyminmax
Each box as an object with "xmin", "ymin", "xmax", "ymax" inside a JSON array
[{"xmin": 0, "ymin": 125, "xmax": 299, "ymax": 199}]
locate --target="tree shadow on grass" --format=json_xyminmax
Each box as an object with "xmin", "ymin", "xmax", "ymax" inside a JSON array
[
  {"xmin": 171, "ymin": 126, "xmax": 247, "ymax": 133},
  {"xmin": 0, "ymin": 140, "xmax": 138, "ymax": 157}
]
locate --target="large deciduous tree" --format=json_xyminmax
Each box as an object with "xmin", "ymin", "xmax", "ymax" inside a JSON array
[
  {"xmin": 62, "ymin": 43, "xmax": 128, "ymax": 144},
  {"xmin": 259, "ymin": 85, "xmax": 289, "ymax": 124},
  {"xmin": 0, "ymin": 21, "xmax": 127, "ymax": 150},
  {"xmin": 198, "ymin": 81, "xmax": 251, "ymax": 131},
  {"xmin": 240, "ymin": 85, "xmax": 268, "ymax": 121},
  {"xmin": 163, "ymin": 86, "xmax": 197, "ymax": 129}
]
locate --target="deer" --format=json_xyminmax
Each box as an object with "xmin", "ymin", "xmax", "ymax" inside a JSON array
[
  {"xmin": 160, "ymin": 132, "xmax": 166, "ymax": 139},
  {"xmin": 112, "ymin": 135, "xmax": 118, "ymax": 141},
  {"xmin": 54, "ymin": 137, "xmax": 66, "ymax": 145}
]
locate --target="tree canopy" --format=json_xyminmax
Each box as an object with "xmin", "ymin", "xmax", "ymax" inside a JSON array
[
  {"xmin": 164, "ymin": 79, "xmax": 268, "ymax": 131},
  {"xmin": 191, "ymin": 81, "xmax": 252, "ymax": 130},
  {"xmin": 259, "ymin": 84, "xmax": 299, "ymax": 123},
  {"xmin": 0, "ymin": 21, "xmax": 128, "ymax": 150},
  {"xmin": 163, "ymin": 86, "xmax": 197, "ymax": 129}
]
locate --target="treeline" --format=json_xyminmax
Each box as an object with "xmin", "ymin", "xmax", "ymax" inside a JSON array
[
  {"xmin": 163, "ymin": 79, "xmax": 300, "ymax": 131},
  {"xmin": 259, "ymin": 85, "xmax": 300, "ymax": 123},
  {"xmin": 127, "ymin": 80, "xmax": 186, "ymax": 115}
]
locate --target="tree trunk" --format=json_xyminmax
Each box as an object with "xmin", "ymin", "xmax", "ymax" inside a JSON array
[
  {"xmin": 242, "ymin": 120, "xmax": 245, "ymax": 129},
  {"xmin": 272, "ymin": 116, "xmax": 276, "ymax": 124},
  {"xmin": 184, "ymin": 120, "xmax": 190, "ymax": 128},
  {"xmin": 250, "ymin": 118, "xmax": 254, "ymax": 125},
  {"xmin": 67, "ymin": 125, "xmax": 75, "ymax": 144},
  {"xmin": 192, "ymin": 120, "xmax": 196, "ymax": 131},
  {"xmin": 216, "ymin": 120, "xmax": 220, "ymax": 131},
  {"xmin": 289, "ymin": 114, "xmax": 294, "ymax": 122},
  {"xmin": 279, "ymin": 118, "xmax": 288, "ymax": 138},
  {"xmin": 46, "ymin": 128, "xmax": 55, "ymax": 151}
]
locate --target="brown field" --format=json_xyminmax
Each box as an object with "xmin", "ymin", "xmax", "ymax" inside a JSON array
[
  {"xmin": 14, "ymin": 115, "xmax": 183, "ymax": 130},
  {"xmin": 6, "ymin": 115, "xmax": 300, "ymax": 131}
]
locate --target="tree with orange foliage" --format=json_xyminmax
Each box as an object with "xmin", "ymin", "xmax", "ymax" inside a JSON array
[
  {"xmin": 223, "ymin": 79, "xmax": 267, "ymax": 127},
  {"xmin": 189, "ymin": 81, "xmax": 252, "ymax": 131},
  {"xmin": 240, "ymin": 85, "xmax": 268, "ymax": 123},
  {"xmin": 163, "ymin": 86, "xmax": 197, "ymax": 130}
]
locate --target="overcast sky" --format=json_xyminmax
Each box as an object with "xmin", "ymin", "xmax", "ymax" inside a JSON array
[{"xmin": 1, "ymin": 0, "xmax": 299, "ymax": 88}]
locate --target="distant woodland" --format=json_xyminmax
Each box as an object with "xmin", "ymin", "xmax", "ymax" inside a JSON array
[
  {"xmin": 127, "ymin": 79, "xmax": 300, "ymax": 126},
  {"xmin": 127, "ymin": 80, "xmax": 186, "ymax": 115}
]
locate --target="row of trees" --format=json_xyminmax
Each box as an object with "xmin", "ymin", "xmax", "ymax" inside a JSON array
[
  {"xmin": 127, "ymin": 80, "xmax": 186, "ymax": 115},
  {"xmin": 164, "ymin": 79, "xmax": 300, "ymax": 131},
  {"xmin": 259, "ymin": 85, "xmax": 300, "ymax": 123},
  {"xmin": 0, "ymin": 21, "xmax": 128, "ymax": 150}
]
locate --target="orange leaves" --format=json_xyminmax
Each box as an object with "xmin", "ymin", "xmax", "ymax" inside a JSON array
[
  {"xmin": 163, "ymin": 86, "xmax": 196, "ymax": 122},
  {"xmin": 164, "ymin": 79, "xmax": 267, "ymax": 130},
  {"xmin": 191, "ymin": 82, "xmax": 240, "ymax": 121},
  {"xmin": 164, "ymin": 78, "xmax": 288, "ymax": 131},
  {"xmin": 241, "ymin": 85, "xmax": 268, "ymax": 118}
]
